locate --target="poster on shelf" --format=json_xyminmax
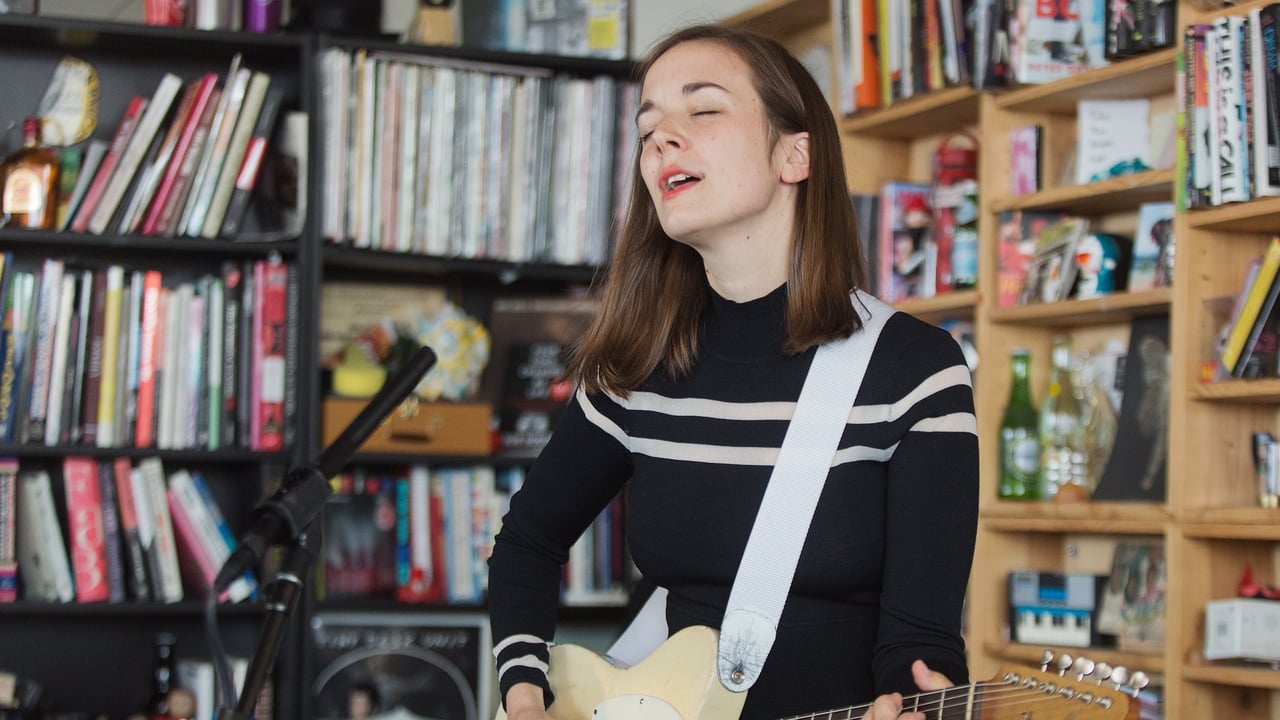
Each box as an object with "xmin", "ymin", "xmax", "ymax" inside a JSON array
[{"xmin": 311, "ymin": 611, "xmax": 493, "ymax": 720}]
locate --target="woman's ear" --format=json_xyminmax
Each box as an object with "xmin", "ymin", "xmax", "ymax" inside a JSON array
[{"xmin": 780, "ymin": 133, "xmax": 811, "ymax": 184}]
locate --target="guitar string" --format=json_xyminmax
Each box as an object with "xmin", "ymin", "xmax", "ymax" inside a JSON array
[{"xmin": 783, "ymin": 680, "xmax": 1135, "ymax": 720}]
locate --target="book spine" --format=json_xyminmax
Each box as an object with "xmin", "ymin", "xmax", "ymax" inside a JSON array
[
  {"xmin": 201, "ymin": 72, "xmax": 272, "ymax": 239},
  {"xmin": 25, "ymin": 258, "xmax": 64, "ymax": 443},
  {"xmin": 63, "ymin": 456, "xmax": 109, "ymax": 603},
  {"xmin": 0, "ymin": 457, "xmax": 17, "ymax": 601},
  {"xmin": 138, "ymin": 457, "xmax": 183, "ymax": 603},
  {"xmin": 96, "ymin": 458, "xmax": 126, "ymax": 603},
  {"xmin": 42, "ymin": 274, "xmax": 76, "ymax": 446},
  {"xmin": 17, "ymin": 471, "xmax": 75, "ymax": 602},
  {"xmin": 142, "ymin": 73, "xmax": 220, "ymax": 236},
  {"xmin": 95, "ymin": 266, "xmax": 125, "ymax": 448},
  {"xmin": 219, "ymin": 88, "xmax": 284, "ymax": 238},
  {"xmin": 69, "ymin": 97, "xmax": 147, "ymax": 234},
  {"xmin": 79, "ymin": 268, "xmax": 108, "ymax": 446},
  {"xmin": 252, "ymin": 259, "xmax": 287, "ymax": 451},
  {"xmin": 88, "ymin": 74, "xmax": 184, "ymax": 235},
  {"xmin": 112, "ymin": 457, "xmax": 151, "ymax": 601}
]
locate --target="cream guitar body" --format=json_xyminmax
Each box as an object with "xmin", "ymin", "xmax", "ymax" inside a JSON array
[{"xmin": 495, "ymin": 625, "xmax": 1145, "ymax": 720}]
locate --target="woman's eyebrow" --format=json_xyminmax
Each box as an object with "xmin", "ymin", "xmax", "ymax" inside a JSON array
[{"xmin": 636, "ymin": 81, "xmax": 732, "ymax": 124}]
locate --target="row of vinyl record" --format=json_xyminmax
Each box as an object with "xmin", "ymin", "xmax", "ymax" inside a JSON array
[
  {"xmin": 316, "ymin": 48, "xmax": 636, "ymax": 266},
  {"xmin": 1183, "ymin": 7, "xmax": 1280, "ymax": 209},
  {"xmin": 831, "ymin": 0, "xmax": 1177, "ymax": 116},
  {"xmin": 60, "ymin": 53, "xmax": 296, "ymax": 241},
  {"xmin": 319, "ymin": 465, "xmax": 628, "ymax": 608},
  {"xmin": 0, "ymin": 253, "xmax": 295, "ymax": 452},
  {"xmin": 0, "ymin": 455, "xmax": 258, "ymax": 606}
]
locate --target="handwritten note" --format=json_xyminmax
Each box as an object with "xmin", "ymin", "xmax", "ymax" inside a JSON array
[{"xmin": 1076, "ymin": 98, "xmax": 1151, "ymax": 185}]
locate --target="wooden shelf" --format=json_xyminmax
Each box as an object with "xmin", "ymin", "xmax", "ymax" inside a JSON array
[
  {"xmin": 987, "ymin": 288, "xmax": 1172, "ymax": 326},
  {"xmin": 841, "ymin": 86, "xmax": 981, "ymax": 139},
  {"xmin": 983, "ymin": 641, "xmax": 1166, "ymax": 675},
  {"xmin": 994, "ymin": 48, "xmax": 1178, "ymax": 114},
  {"xmin": 1182, "ymin": 664, "xmax": 1280, "ymax": 690},
  {"xmin": 1182, "ymin": 510, "xmax": 1280, "ymax": 540},
  {"xmin": 981, "ymin": 501, "xmax": 1170, "ymax": 534},
  {"xmin": 894, "ymin": 289, "xmax": 979, "ymax": 319},
  {"xmin": 718, "ymin": 0, "xmax": 828, "ymax": 37},
  {"xmin": 1186, "ymin": 195, "xmax": 1280, "ymax": 233},
  {"xmin": 992, "ymin": 168, "xmax": 1175, "ymax": 215},
  {"xmin": 1191, "ymin": 377, "xmax": 1280, "ymax": 403}
]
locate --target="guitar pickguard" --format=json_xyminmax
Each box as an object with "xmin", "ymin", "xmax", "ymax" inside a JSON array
[{"xmin": 591, "ymin": 694, "xmax": 686, "ymax": 720}]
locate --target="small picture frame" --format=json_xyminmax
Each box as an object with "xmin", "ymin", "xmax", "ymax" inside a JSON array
[
  {"xmin": 1019, "ymin": 218, "xmax": 1089, "ymax": 305},
  {"xmin": 310, "ymin": 611, "xmax": 494, "ymax": 720}
]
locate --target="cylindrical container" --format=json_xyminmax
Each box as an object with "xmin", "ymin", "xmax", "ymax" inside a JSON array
[{"xmin": 243, "ymin": 0, "xmax": 282, "ymax": 31}]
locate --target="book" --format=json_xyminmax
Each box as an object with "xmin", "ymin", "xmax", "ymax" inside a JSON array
[
  {"xmin": 1094, "ymin": 314, "xmax": 1171, "ymax": 501},
  {"xmin": 1129, "ymin": 201, "xmax": 1176, "ymax": 291},
  {"xmin": 1009, "ymin": 124, "xmax": 1042, "ymax": 196},
  {"xmin": 62, "ymin": 456, "xmax": 109, "ymax": 603},
  {"xmin": 877, "ymin": 180, "xmax": 933, "ymax": 303},
  {"xmin": 218, "ymin": 87, "xmax": 284, "ymax": 238},
  {"xmin": 0, "ymin": 457, "xmax": 16, "ymax": 602},
  {"xmin": 1221, "ymin": 237, "xmax": 1280, "ymax": 376},
  {"xmin": 200, "ymin": 71, "xmax": 272, "ymax": 239},
  {"xmin": 87, "ymin": 73, "xmax": 183, "ymax": 235},
  {"xmin": 1095, "ymin": 541, "xmax": 1167, "ymax": 651},
  {"xmin": 111, "ymin": 457, "xmax": 151, "ymax": 601},
  {"xmin": 1076, "ymin": 98, "xmax": 1151, "ymax": 185},
  {"xmin": 16, "ymin": 470, "xmax": 75, "ymax": 602},
  {"xmin": 69, "ymin": 97, "xmax": 147, "ymax": 234},
  {"xmin": 141, "ymin": 72, "xmax": 220, "ymax": 236},
  {"xmin": 1019, "ymin": 217, "xmax": 1089, "ymax": 305}
]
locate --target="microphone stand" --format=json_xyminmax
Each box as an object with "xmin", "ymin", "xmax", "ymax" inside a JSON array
[{"xmin": 214, "ymin": 346, "xmax": 438, "ymax": 720}]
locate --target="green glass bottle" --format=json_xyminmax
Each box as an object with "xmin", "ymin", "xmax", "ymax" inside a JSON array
[{"xmin": 999, "ymin": 348, "xmax": 1040, "ymax": 500}]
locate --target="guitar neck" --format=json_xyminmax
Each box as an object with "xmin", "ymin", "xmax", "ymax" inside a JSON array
[{"xmin": 784, "ymin": 683, "xmax": 980, "ymax": 720}]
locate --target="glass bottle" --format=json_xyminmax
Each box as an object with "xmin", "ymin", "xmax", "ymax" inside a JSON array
[
  {"xmin": 146, "ymin": 632, "xmax": 177, "ymax": 720},
  {"xmin": 0, "ymin": 117, "xmax": 60, "ymax": 230},
  {"xmin": 999, "ymin": 348, "xmax": 1040, "ymax": 500},
  {"xmin": 1039, "ymin": 336, "xmax": 1089, "ymax": 500}
]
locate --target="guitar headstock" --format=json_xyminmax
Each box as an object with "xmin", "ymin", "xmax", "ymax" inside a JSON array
[{"xmin": 986, "ymin": 650, "xmax": 1148, "ymax": 720}]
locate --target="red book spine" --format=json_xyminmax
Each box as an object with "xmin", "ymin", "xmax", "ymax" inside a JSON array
[
  {"xmin": 141, "ymin": 74, "xmax": 219, "ymax": 236},
  {"xmin": 134, "ymin": 270, "xmax": 164, "ymax": 448},
  {"xmin": 252, "ymin": 259, "xmax": 287, "ymax": 451},
  {"xmin": 63, "ymin": 456, "xmax": 109, "ymax": 603},
  {"xmin": 70, "ymin": 97, "xmax": 146, "ymax": 234}
]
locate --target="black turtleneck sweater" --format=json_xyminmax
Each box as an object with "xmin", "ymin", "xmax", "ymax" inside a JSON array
[{"xmin": 488, "ymin": 286, "xmax": 978, "ymax": 719}]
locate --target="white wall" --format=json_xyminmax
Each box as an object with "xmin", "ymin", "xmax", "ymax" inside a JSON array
[{"xmin": 36, "ymin": 0, "xmax": 756, "ymax": 58}]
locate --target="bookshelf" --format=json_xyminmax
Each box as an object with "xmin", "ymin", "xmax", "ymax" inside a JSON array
[
  {"xmin": 726, "ymin": 0, "xmax": 1280, "ymax": 717},
  {"xmin": 0, "ymin": 12, "xmax": 635, "ymax": 720}
]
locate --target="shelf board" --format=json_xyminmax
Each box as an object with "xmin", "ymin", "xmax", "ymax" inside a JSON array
[
  {"xmin": 0, "ymin": 228, "xmax": 299, "ymax": 259},
  {"xmin": 0, "ymin": 444, "xmax": 290, "ymax": 463},
  {"xmin": 992, "ymin": 168, "xmax": 1175, "ymax": 215},
  {"xmin": 987, "ymin": 288, "xmax": 1171, "ymax": 326},
  {"xmin": 1186, "ymin": 196, "xmax": 1280, "ymax": 232},
  {"xmin": 1191, "ymin": 377, "xmax": 1280, "ymax": 403},
  {"xmin": 841, "ymin": 86, "xmax": 981, "ymax": 139},
  {"xmin": 981, "ymin": 501, "xmax": 1170, "ymax": 534},
  {"xmin": 1182, "ymin": 511, "xmax": 1280, "ymax": 540},
  {"xmin": 323, "ymin": 246, "xmax": 601, "ymax": 283},
  {"xmin": 1182, "ymin": 663, "xmax": 1280, "ymax": 689},
  {"xmin": 718, "ymin": 0, "xmax": 829, "ymax": 37},
  {"xmin": 893, "ymin": 289, "xmax": 979, "ymax": 319},
  {"xmin": 0, "ymin": 600, "xmax": 263, "ymax": 618},
  {"xmin": 983, "ymin": 641, "xmax": 1166, "ymax": 675},
  {"xmin": 994, "ymin": 48, "xmax": 1178, "ymax": 114},
  {"xmin": 348, "ymin": 451, "xmax": 532, "ymax": 467}
]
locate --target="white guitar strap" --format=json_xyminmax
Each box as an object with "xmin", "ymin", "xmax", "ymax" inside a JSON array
[{"xmin": 717, "ymin": 290, "xmax": 895, "ymax": 692}]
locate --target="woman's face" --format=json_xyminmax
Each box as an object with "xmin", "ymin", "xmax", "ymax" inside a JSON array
[{"xmin": 635, "ymin": 39, "xmax": 806, "ymax": 250}]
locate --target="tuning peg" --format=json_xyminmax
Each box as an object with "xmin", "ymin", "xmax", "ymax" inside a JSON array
[
  {"xmin": 1040, "ymin": 649, "xmax": 1056, "ymax": 672},
  {"xmin": 1056, "ymin": 652, "xmax": 1075, "ymax": 676},
  {"xmin": 1109, "ymin": 666, "xmax": 1129, "ymax": 689},
  {"xmin": 1093, "ymin": 662, "xmax": 1113, "ymax": 685},
  {"xmin": 1071, "ymin": 656, "xmax": 1096, "ymax": 681},
  {"xmin": 1128, "ymin": 671, "xmax": 1151, "ymax": 696}
]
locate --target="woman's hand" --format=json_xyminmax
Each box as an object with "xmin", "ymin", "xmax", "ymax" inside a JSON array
[
  {"xmin": 861, "ymin": 660, "xmax": 954, "ymax": 719},
  {"xmin": 503, "ymin": 683, "xmax": 553, "ymax": 720}
]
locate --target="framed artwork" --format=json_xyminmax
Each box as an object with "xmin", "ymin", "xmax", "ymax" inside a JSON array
[
  {"xmin": 310, "ymin": 611, "xmax": 493, "ymax": 720},
  {"xmin": 1019, "ymin": 218, "xmax": 1089, "ymax": 305}
]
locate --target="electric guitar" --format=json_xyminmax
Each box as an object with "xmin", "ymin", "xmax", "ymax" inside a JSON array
[{"xmin": 495, "ymin": 626, "xmax": 1147, "ymax": 720}]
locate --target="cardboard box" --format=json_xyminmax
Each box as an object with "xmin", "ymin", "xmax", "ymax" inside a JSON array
[
  {"xmin": 322, "ymin": 397, "xmax": 493, "ymax": 456},
  {"xmin": 1203, "ymin": 598, "xmax": 1280, "ymax": 662}
]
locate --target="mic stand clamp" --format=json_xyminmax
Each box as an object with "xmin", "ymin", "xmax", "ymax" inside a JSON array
[{"xmin": 217, "ymin": 528, "xmax": 319, "ymax": 720}]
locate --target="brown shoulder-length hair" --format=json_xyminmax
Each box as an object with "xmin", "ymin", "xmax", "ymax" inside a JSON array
[{"xmin": 569, "ymin": 24, "xmax": 868, "ymax": 396}]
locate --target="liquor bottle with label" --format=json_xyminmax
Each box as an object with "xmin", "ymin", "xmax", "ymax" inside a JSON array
[
  {"xmin": 999, "ymin": 347, "xmax": 1040, "ymax": 500},
  {"xmin": 0, "ymin": 117, "xmax": 60, "ymax": 230},
  {"xmin": 1039, "ymin": 336, "xmax": 1089, "ymax": 500}
]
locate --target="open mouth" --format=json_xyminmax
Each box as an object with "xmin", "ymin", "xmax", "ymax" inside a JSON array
[{"xmin": 664, "ymin": 173, "xmax": 700, "ymax": 192}]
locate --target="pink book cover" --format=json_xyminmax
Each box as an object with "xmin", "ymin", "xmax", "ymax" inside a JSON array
[
  {"xmin": 1009, "ymin": 124, "xmax": 1041, "ymax": 196},
  {"xmin": 63, "ymin": 456, "xmax": 109, "ymax": 603}
]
